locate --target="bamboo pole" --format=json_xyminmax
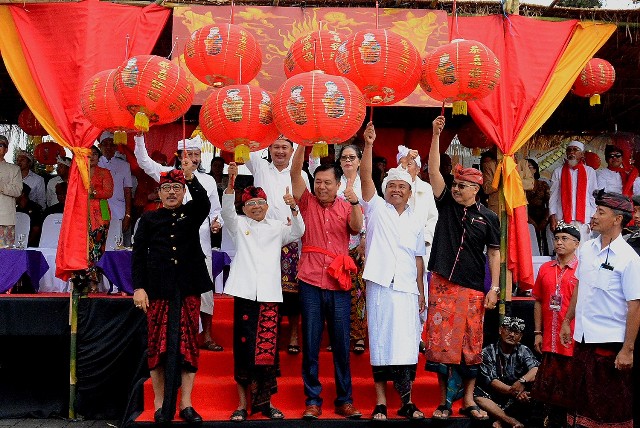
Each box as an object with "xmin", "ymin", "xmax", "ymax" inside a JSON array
[
  {"xmin": 497, "ymin": 148, "xmax": 507, "ymax": 321},
  {"xmin": 69, "ymin": 282, "xmax": 79, "ymax": 419}
]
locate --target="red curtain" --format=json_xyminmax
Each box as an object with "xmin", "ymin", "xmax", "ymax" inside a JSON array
[
  {"xmin": 456, "ymin": 15, "xmax": 579, "ymax": 289},
  {"xmin": 10, "ymin": 1, "xmax": 170, "ymax": 279}
]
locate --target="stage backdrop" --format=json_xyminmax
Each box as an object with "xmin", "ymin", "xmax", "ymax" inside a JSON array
[{"xmin": 171, "ymin": 6, "xmax": 448, "ymax": 106}]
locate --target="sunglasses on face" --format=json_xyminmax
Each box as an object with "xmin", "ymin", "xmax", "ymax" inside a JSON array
[
  {"xmin": 451, "ymin": 181, "xmax": 477, "ymax": 190},
  {"xmin": 160, "ymin": 184, "xmax": 184, "ymax": 192},
  {"xmin": 0, "ymin": 143, "xmax": 8, "ymax": 148},
  {"xmin": 245, "ymin": 200, "xmax": 267, "ymax": 206},
  {"xmin": 607, "ymin": 153, "xmax": 623, "ymax": 159},
  {"xmin": 340, "ymin": 155, "xmax": 358, "ymax": 162}
]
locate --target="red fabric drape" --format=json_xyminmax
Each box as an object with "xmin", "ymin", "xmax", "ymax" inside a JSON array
[
  {"xmin": 10, "ymin": 1, "xmax": 170, "ymax": 279},
  {"xmin": 455, "ymin": 15, "xmax": 579, "ymax": 289}
]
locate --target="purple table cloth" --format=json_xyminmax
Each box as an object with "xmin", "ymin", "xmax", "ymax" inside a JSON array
[
  {"xmin": 0, "ymin": 249, "xmax": 49, "ymax": 293},
  {"xmin": 96, "ymin": 250, "xmax": 231, "ymax": 294}
]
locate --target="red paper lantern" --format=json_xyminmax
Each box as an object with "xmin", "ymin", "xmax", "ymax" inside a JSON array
[
  {"xmin": 80, "ymin": 69, "xmax": 136, "ymax": 145},
  {"xmin": 284, "ymin": 30, "xmax": 343, "ymax": 78},
  {"xmin": 334, "ymin": 29, "xmax": 421, "ymax": 106},
  {"xmin": 34, "ymin": 141, "xmax": 66, "ymax": 165},
  {"xmin": 571, "ymin": 58, "xmax": 615, "ymax": 106},
  {"xmin": 113, "ymin": 55, "xmax": 194, "ymax": 132},
  {"xmin": 199, "ymin": 85, "xmax": 279, "ymax": 163},
  {"xmin": 421, "ymin": 39, "xmax": 500, "ymax": 115},
  {"xmin": 18, "ymin": 107, "xmax": 47, "ymax": 137},
  {"xmin": 273, "ymin": 70, "xmax": 366, "ymax": 157},
  {"xmin": 184, "ymin": 24, "xmax": 262, "ymax": 88}
]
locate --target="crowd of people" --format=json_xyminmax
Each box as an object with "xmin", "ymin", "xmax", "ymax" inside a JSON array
[{"xmin": 1, "ymin": 116, "xmax": 639, "ymax": 428}]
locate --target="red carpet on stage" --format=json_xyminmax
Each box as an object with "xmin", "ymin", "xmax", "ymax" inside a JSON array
[{"xmin": 135, "ymin": 295, "xmax": 466, "ymax": 423}]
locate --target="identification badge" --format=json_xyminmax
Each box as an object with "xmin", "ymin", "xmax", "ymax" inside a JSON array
[{"xmin": 549, "ymin": 293, "xmax": 562, "ymax": 312}]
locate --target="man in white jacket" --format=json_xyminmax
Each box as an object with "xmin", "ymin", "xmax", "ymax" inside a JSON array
[
  {"xmin": 223, "ymin": 162, "xmax": 305, "ymax": 421},
  {"xmin": 134, "ymin": 133, "xmax": 223, "ymax": 351},
  {"xmin": 0, "ymin": 135, "xmax": 22, "ymax": 247}
]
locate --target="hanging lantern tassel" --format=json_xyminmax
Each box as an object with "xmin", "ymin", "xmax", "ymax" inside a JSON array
[
  {"xmin": 452, "ymin": 101, "xmax": 468, "ymax": 116},
  {"xmin": 191, "ymin": 127, "xmax": 208, "ymax": 142},
  {"xmin": 589, "ymin": 94, "xmax": 600, "ymax": 106},
  {"xmin": 234, "ymin": 144, "xmax": 250, "ymax": 164},
  {"xmin": 113, "ymin": 130, "xmax": 127, "ymax": 145},
  {"xmin": 134, "ymin": 112, "xmax": 149, "ymax": 132},
  {"xmin": 312, "ymin": 142, "xmax": 329, "ymax": 158},
  {"xmin": 33, "ymin": 136, "xmax": 43, "ymax": 146}
]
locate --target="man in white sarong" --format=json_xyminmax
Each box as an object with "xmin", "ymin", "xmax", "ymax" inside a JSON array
[
  {"xmin": 134, "ymin": 133, "xmax": 224, "ymax": 351},
  {"xmin": 549, "ymin": 141, "xmax": 598, "ymax": 242},
  {"xmin": 360, "ymin": 122, "xmax": 427, "ymax": 421}
]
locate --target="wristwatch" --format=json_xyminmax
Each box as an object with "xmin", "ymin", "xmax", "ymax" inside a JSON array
[{"xmin": 491, "ymin": 286, "xmax": 500, "ymax": 293}]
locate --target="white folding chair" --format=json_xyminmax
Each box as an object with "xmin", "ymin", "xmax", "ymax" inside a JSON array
[
  {"xmin": 532, "ymin": 256, "xmax": 553, "ymax": 282},
  {"xmin": 39, "ymin": 213, "xmax": 63, "ymax": 248},
  {"xmin": 14, "ymin": 212, "xmax": 30, "ymax": 244}
]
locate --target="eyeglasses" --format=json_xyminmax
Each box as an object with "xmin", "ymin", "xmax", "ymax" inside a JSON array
[
  {"xmin": 245, "ymin": 199, "xmax": 267, "ymax": 206},
  {"xmin": 340, "ymin": 155, "xmax": 358, "ymax": 162},
  {"xmin": 553, "ymin": 236, "xmax": 579, "ymax": 243},
  {"xmin": 160, "ymin": 184, "xmax": 184, "ymax": 192},
  {"xmin": 607, "ymin": 153, "xmax": 623, "ymax": 159},
  {"xmin": 451, "ymin": 181, "xmax": 478, "ymax": 190}
]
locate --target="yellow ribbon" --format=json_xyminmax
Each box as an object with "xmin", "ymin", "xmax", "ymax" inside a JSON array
[
  {"xmin": 70, "ymin": 147, "xmax": 92, "ymax": 190},
  {"xmin": 491, "ymin": 154, "xmax": 528, "ymax": 216}
]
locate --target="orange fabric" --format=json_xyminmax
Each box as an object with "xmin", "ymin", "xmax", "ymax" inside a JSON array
[
  {"xmin": 0, "ymin": 2, "xmax": 169, "ymax": 279},
  {"xmin": 89, "ymin": 167, "xmax": 114, "ymax": 229}
]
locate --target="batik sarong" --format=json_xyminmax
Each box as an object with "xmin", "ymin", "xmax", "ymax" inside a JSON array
[{"xmin": 425, "ymin": 273, "xmax": 485, "ymax": 365}]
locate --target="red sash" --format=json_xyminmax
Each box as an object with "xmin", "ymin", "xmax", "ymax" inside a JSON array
[
  {"xmin": 561, "ymin": 161, "xmax": 587, "ymax": 223},
  {"xmin": 301, "ymin": 245, "xmax": 356, "ymax": 291},
  {"xmin": 610, "ymin": 166, "xmax": 639, "ymax": 197}
]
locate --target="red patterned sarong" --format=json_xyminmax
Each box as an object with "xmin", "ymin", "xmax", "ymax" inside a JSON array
[
  {"xmin": 426, "ymin": 273, "xmax": 485, "ymax": 365},
  {"xmin": 281, "ymin": 242, "xmax": 299, "ymax": 293},
  {"xmin": 147, "ymin": 295, "xmax": 201, "ymax": 371}
]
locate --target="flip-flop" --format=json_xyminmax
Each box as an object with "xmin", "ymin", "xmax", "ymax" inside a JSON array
[
  {"xmin": 432, "ymin": 404, "xmax": 451, "ymax": 420},
  {"xmin": 460, "ymin": 405, "xmax": 490, "ymax": 421},
  {"xmin": 397, "ymin": 402, "xmax": 424, "ymax": 420},
  {"xmin": 230, "ymin": 408, "xmax": 248, "ymax": 422},
  {"xmin": 353, "ymin": 340, "xmax": 365, "ymax": 355},
  {"xmin": 201, "ymin": 341, "xmax": 223, "ymax": 351},
  {"xmin": 371, "ymin": 404, "xmax": 387, "ymax": 420},
  {"xmin": 261, "ymin": 407, "xmax": 284, "ymax": 420},
  {"xmin": 287, "ymin": 344, "xmax": 300, "ymax": 354}
]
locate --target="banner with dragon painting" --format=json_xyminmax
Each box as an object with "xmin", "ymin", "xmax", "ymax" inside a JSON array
[{"xmin": 172, "ymin": 6, "xmax": 449, "ymax": 106}]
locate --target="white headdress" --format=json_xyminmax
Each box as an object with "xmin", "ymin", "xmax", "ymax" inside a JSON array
[{"xmin": 396, "ymin": 145, "xmax": 421, "ymax": 168}]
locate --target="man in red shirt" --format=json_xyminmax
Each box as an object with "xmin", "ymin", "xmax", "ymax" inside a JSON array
[
  {"xmin": 532, "ymin": 221, "xmax": 579, "ymax": 427},
  {"xmin": 290, "ymin": 144, "xmax": 364, "ymax": 420}
]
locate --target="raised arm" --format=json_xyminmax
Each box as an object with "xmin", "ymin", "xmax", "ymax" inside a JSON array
[
  {"xmin": 428, "ymin": 116, "xmax": 446, "ymax": 198},
  {"xmin": 134, "ymin": 133, "xmax": 172, "ymax": 182},
  {"xmin": 360, "ymin": 122, "xmax": 377, "ymax": 202},
  {"xmin": 220, "ymin": 162, "xmax": 239, "ymax": 237},
  {"xmin": 290, "ymin": 144, "xmax": 307, "ymax": 200}
]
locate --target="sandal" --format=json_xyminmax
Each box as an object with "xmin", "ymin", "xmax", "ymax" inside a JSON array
[
  {"xmin": 201, "ymin": 340, "xmax": 223, "ymax": 351},
  {"xmin": 353, "ymin": 340, "xmax": 365, "ymax": 355},
  {"xmin": 371, "ymin": 404, "xmax": 387, "ymax": 420},
  {"xmin": 261, "ymin": 407, "xmax": 284, "ymax": 420},
  {"xmin": 460, "ymin": 405, "xmax": 489, "ymax": 421},
  {"xmin": 230, "ymin": 408, "xmax": 248, "ymax": 422},
  {"xmin": 397, "ymin": 402, "xmax": 424, "ymax": 420},
  {"xmin": 287, "ymin": 344, "xmax": 300, "ymax": 354},
  {"xmin": 432, "ymin": 404, "xmax": 451, "ymax": 420}
]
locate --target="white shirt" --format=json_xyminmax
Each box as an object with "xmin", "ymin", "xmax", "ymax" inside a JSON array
[
  {"xmin": 23, "ymin": 170, "xmax": 46, "ymax": 210},
  {"xmin": 221, "ymin": 193, "xmax": 305, "ymax": 302},
  {"xmin": 98, "ymin": 156, "xmax": 133, "ymax": 220},
  {"xmin": 549, "ymin": 163, "xmax": 598, "ymax": 223},
  {"xmin": 362, "ymin": 194, "xmax": 426, "ymax": 294},
  {"xmin": 633, "ymin": 177, "xmax": 640, "ymax": 196},
  {"xmin": 46, "ymin": 176, "xmax": 64, "ymax": 207},
  {"xmin": 596, "ymin": 167, "xmax": 623, "ymax": 194},
  {"xmin": 134, "ymin": 135, "xmax": 223, "ymax": 256},
  {"xmin": 574, "ymin": 234, "xmax": 640, "ymax": 343},
  {"xmin": 0, "ymin": 160, "xmax": 22, "ymax": 226},
  {"xmin": 245, "ymin": 151, "xmax": 310, "ymax": 222},
  {"xmin": 409, "ymin": 177, "xmax": 438, "ymax": 246}
]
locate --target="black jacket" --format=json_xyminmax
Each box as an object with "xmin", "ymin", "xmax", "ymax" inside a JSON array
[{"xmin": 132, "ymin": 175, "xmax": 213, "ymax": 300}]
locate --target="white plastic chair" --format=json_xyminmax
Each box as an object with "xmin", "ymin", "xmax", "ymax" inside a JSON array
[
  {"xmin": 14, "ymin": 212, "xmax": 30, "ymax": 244},
  {"xmin": 39, "ymin": 213, "xmax": 63, "ymax": 248},
  {"xmin": 528, "ymin": 223, "xmax": 541, "ymax": 256}
]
